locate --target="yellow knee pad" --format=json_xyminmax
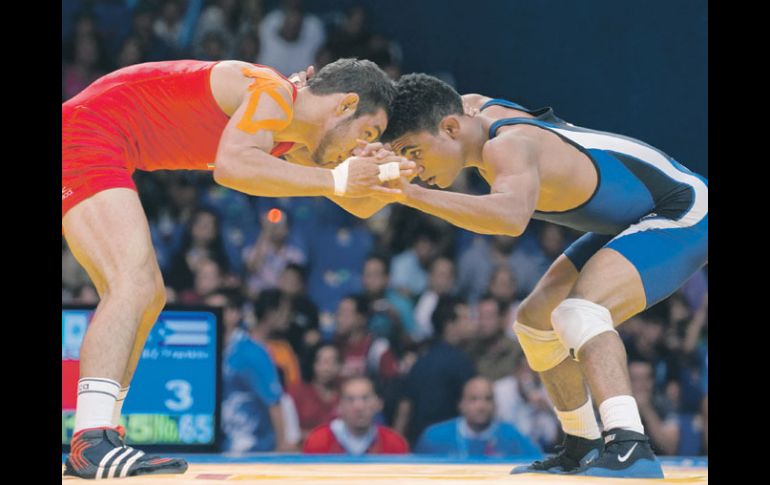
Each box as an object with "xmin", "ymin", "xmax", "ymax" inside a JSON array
[{"xmin": 513, "ymin": 321, "xmax": 571, "ymax": 372}]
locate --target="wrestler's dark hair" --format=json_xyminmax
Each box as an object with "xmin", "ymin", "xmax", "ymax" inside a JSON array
[
  {"xmin": 382, "ymin": 73, "xmax": 464, "ymax": 142},
  {"xmin": 307, "ymin": 58, "xmax": 395, "ymax": 118}
]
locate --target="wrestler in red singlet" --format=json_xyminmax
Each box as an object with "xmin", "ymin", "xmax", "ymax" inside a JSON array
[
  {"xmin": 61, "ymin": 58, "xmax": 410, "ymax": 480},
  {"xmin": 61, "ymin": 60, "xmax": 296, "ymax": 217}
]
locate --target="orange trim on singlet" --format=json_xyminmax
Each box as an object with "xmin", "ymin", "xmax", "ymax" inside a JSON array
[{"xmin": 235, "ymin": 67, "xmax": 295, "ymax": 134}]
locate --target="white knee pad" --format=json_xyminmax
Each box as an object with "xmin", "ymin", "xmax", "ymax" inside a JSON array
[
  {"xmin": 513, "ymin": 321, "xmax": 571, "ymax": 372},
  {"xmin": 551, "ymin": 298, "xmax": 616, "ymax": 361}
]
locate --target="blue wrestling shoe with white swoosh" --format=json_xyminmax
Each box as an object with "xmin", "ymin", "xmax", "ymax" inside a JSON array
[{"xmin": 572, "ymin": 428, "xmax": 664, "ymax": 478}]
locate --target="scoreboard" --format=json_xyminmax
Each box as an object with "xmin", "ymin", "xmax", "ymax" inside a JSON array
[{"xmin": 62, "ymin": 306, "xmax": 221, "ymax": 451}]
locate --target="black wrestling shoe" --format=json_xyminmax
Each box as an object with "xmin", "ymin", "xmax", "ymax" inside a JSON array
[
  {"xmin": 63, "ymin": 426, "xmax": 188, "ymax": 479},
  {"xmin": 510, "ymin": 433, "xmax": 603, "ymax": 474}
]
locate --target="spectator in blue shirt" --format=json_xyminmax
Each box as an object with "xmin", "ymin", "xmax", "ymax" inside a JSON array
[
  {"xmin": 414, "ymin": 377, "xmax": 541, "ymax": 458},
  {"xmin": 393, "ymin": 295, "xmax": 476, "ymax": 443},
  {"xmin": 221, "ymin": 322, "xmax": 289, "ymax": 452},
  {"xmin": 361, "ymin": 254, "xmax": 417, "ymax": 341},
  {"xmin": 389, "ymin": 226, "xmax": 440, "ymax": 299}
]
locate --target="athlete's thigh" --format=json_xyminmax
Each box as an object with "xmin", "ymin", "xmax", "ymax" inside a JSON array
[
  {"xmin": 517, "ymin": 232, "xmax": 612, "ymax": 330},
  {"xmin": 570, "ymin": 215, "xmax": 708, "ymax": 324},
  {"xmin": 63, "ymin": 188, "xmax": 162, "ymax": 293}
]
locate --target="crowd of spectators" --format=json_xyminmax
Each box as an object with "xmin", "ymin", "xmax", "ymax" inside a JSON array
[{"xmin": 62, "ymin": 0, "xmax": 402, "ymax": 102}]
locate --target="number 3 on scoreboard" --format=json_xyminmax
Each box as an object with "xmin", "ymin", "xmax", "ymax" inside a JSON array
[{"xmin": 165, "ymin": 379, "xmax": 194, "ymax": 412}]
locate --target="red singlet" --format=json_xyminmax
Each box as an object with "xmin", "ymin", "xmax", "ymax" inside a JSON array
[{"xmin": 62, "ymin": 60, "xmax": 297, "ymax": 217}]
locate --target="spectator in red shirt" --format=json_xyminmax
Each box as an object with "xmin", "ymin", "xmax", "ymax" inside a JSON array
[
  {"xmin": 303, "ymin": 377, "xmax": 408, "ymax": 455},
  {"xmin": 288, "ymin": 344, "xmax": 342, "ymax": 441},
  {"xmin": 334, "ymin": 295, "xmax": 399, "ymax": 381}
]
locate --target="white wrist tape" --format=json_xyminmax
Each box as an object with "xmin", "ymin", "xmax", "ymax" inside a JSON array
[
  {"xmin": 331, "ymin": 159, "xmax": 351, "ymax": 196},
  {"xmin": 377, "ymin": 161, "xmax": 401, "ymax": 182}
]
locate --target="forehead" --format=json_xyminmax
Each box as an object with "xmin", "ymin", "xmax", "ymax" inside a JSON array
[
  {"xmin": 479, "ymin": 299, "xmax": 498, "ymax": 310},
  {"xmin": 342, "ymin": 380, "xmax": 373, "ymax": 396},
  {"xmin": 317, "ymin": 346, "xmax": 338, "ymax": 359},
  {"xmin": 464, "ymin": 380, "xmax": 493, "ymax": 397},
  {"xmin": 351, "ymin": 109, "xmax": 387, "ymax": 136},
  {"xmin": 364, "ymin": 258, "xmax": 385, "ymax": 271},
  {"xmin": 205, "ymin": 295, "xmax": 227, "ymax": 305},
  {"xmin": 493, "ymin": 269, "xmax": 514, "ymax": 280},
  {"xmin": 391, "ymin": 131, "xmax": 439, "ymax": 155},
  {"xmin": 200, "ymin": 261, "xmax": 220, "ymax": 273}
]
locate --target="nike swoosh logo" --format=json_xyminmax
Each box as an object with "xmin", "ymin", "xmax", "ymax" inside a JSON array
[
  {"xmin": 581, "ymin": 449, "xmax": 599, "ymax": 466},
  {"xmin": 618, "ymin": 443, "xmax": 638, "ymax": 463}
]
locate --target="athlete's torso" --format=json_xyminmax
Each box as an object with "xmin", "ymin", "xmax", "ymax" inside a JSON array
[
  {"xmin": 478, "ymin": 98, "xmax": 708, "ymax": 235},
  {"xmin": 62, "ymin": 60, "xmax": 296, "ymax": 172}
]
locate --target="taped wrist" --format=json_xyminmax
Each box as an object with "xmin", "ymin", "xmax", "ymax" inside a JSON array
[{"xmin": 331, "ymin": 159, "xmax": 351, "ymax": 196}]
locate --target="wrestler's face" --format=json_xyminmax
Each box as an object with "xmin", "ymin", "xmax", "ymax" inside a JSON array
[
  {"xmin": 391, "ymin": 127, "xmax": 464, "ymax": 189},
  {"xmin": 312, "ymin": 108, "xmax": 387, "ymax": 167}
]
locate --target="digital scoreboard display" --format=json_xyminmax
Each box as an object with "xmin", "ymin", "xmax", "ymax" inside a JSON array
[{"xmin": 62, "ymin": 306, "xmax": 221, "ymax": 451}]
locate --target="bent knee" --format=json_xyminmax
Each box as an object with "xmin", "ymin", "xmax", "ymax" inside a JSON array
[
  {"xmin": 104, "ymin": 267, "xmax": 166, "ymax": 310},
  {"xmin": 516, "ymin": 297, "xmax": 553, "ymax": 331},
  {"xmin": 551, "ymin": 298, "xmax": 616, "ymax": 360}
]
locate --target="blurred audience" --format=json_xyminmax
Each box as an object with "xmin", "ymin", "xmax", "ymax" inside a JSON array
[
  {"xmin": 278, "ymin": 263, "xmax": 321, "ymax": 377},
  {"xmin": 457, "ymin": 234, "xmax": 549, "ymax": 303},
  {"xmin": 63, "ymin": 31, "xmax": 108, "ymax": 101},
  {"xmin": 257, "ymin": 0, "xmax": 325, "ymax": 75},
  {"xmin": 253, "ymin": 288, "xmax": 302, "ymax": 389},
  {"xmin": 413, "ymin": 257, "xmax": 457, "ymax": 342},
  {"xmin": 334, "ymin": 294, "xmax": 399, "ymax": 382},
  {"xmin": 221, "ymin": 307, "xmax": 289, "ymax": 452},
  {"xmin": 414, "ymin": 377, "xmax": 541, "ymax": 457},
  {"xmin": 629, "ymin": 359, "xmax": 680, "ymax": 455},
  {"xmin": 164, "ymin": 207, "xmax": 231, "ymax": 294},
  {"xmin": 487, "ymin": 265, "xmax": 521, "ymax": 337},
  {"xmin": 361, "ymin": 254, "xmax": 416, "ymax": 343},
  {"xmin": 288, "ymin": 344, "xmax": 341, "ymax": 441},
  {"xmin": 494, "ymin": 359, "xmax": 560, "ymax": 451},
  {"xmin": 303, "ymin": 377, "xmax": 408, "ymax": 454},
  {"xmin": 242, "ymin": 209, "xmax": 306, "ymax": 300},
  {"xmin": 203, "ymin": 288, "xmax": 245, "ymax": 344},
  {"xmin": 389, "ymin": 226, "xmax": 441, "ymax": 299},
  {"xmin": 464, "ymin": 294, "xmax": 523, "ymax": 382},
  {"xmin": 394, "ymin": 296, "xmax": 476, "ymax": 444}
]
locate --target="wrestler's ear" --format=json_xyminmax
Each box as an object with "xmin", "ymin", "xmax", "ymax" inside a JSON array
[
  {"xmin": 336, "ymin": 93, "xmax": 360, "ymax": 117},
  {"xmin": 440, "ymin": 115, "xmax": 462, "ymax": 139}
]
